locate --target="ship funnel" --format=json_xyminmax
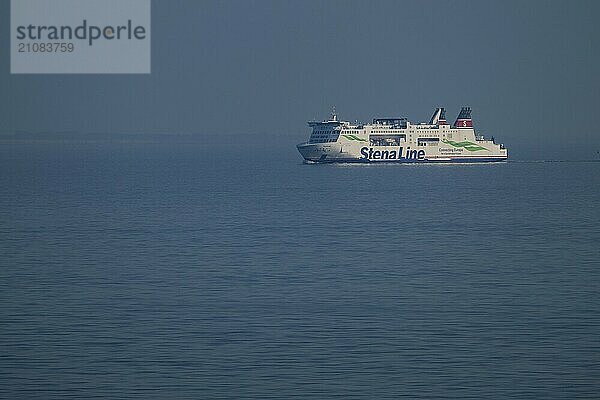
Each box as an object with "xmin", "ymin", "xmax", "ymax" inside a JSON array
[
  {"xmin": 454, "ymin": 106, "xmax": 473, "ymax": 128},
  {"xmin": 429, "ymin": 107, "xmax": 447, "ymax": 125}
]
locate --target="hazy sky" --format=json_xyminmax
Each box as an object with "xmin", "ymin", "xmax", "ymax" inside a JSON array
[{"xmin": 1, "ymin": 0, "xmax": 599, "ymax": 159}]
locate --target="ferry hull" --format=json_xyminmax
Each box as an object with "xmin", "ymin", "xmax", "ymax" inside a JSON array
[{"xmin": 297, "ymin": 143, "xmax": 508, "ymax": 164}]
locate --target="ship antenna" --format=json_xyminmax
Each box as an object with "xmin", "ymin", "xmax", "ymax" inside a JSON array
[{"xmin": 331, "ymin": 106, "xmax": 337, "ymax": 122}]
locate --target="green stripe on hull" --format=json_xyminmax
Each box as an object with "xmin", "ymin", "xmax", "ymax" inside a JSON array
[
  {"xmin": 342, "ymin": 134, "xmax": 367, "ymax": 142},
  {"xmin": 441, "ymin": 139, "xmax": 488, "ymax": 152}
]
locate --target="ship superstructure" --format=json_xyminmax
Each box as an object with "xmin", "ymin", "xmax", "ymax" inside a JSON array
[{"xmin": 296, "ymin": 107, "xmax": 508, "ymax": 163}]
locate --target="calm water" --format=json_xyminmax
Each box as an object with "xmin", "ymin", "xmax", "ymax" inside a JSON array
[{"xmin": 1, "ymin": 135, "xmax": 599, "ymax": 399}]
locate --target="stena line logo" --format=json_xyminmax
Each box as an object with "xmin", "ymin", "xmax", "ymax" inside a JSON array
[
  {"xmin": 361, "ymin": 147, "xmax": 426, "ymax": 161},
  {"xmin": 11, "ymin": 0, "xmax": 151, "ymax": 74}
]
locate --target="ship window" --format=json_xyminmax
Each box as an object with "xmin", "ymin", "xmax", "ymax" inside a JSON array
[{"xmin": 370, "ymin": 135, "xmax": 406, "ymax": 146}]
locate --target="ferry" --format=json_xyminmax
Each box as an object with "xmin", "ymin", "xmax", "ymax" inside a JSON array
[{"xmin": 297, "ymin": 107, "xmax": 508, "ymax": 163}]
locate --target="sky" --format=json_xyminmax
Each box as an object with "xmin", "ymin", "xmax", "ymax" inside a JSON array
[{"xmin": 0, "ymin": 0, "xmax": 599, "ymax": 159}]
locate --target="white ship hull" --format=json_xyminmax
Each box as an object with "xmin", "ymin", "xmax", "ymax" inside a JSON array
[
  {"xmin": 297, "ymin": 142, "xmax": 507, "ymax": 163},
  {"xmin": 297, "ymin": 107, "xmax": 508, "ymax": 163}
]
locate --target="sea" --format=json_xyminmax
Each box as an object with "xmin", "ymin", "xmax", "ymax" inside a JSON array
[{"xmin": 1, "ymin": 134, "xmax": 599, "ymax": 399}]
